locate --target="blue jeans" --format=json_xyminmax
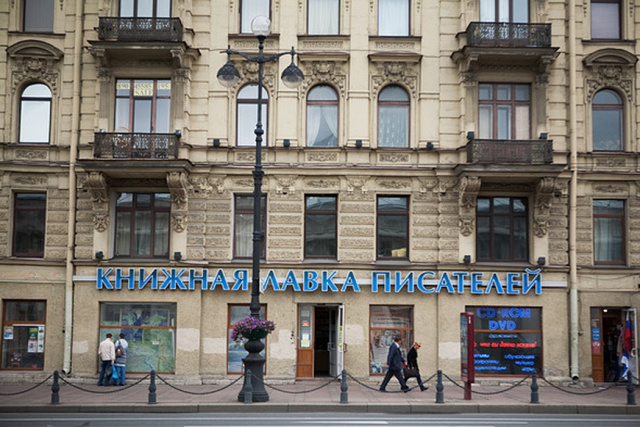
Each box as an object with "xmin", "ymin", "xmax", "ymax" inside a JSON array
[
  {"xmin": 98, "ymin": 360, "xmax": 112, "ymax": 385},
  {"xmin": 114, "ymin": 365, "xmax": 126, "ymax": 385}
]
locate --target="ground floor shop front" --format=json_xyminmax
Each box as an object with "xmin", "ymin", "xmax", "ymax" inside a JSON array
[{"xmin": 1, "ymin": 265, "xmax": 638, "ymax": 385}]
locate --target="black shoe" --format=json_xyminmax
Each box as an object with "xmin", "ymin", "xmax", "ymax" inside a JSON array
[
  {"xmin": 402, "ymin": 387, "xmax": 410, "ymax": 393},
  {"xmin": 420, "ymin": 386, "xmax": 428, "ymax": 391},
  {"xmin": 379, "ymin": 388, "xmax": 386, "ymax": 392}
]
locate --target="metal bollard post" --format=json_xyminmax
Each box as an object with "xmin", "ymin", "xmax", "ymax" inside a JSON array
[
  {"xmin": 340, "ymin": 369, "xmax": 348, "ymax": 404},
  {"xmin": 530, "ymin": 374, "xmax": 539, "ymax": 404},
  {"xmin": 148, "ymin": 370, "xmax": 156, "ymax": 404},
  {"xmin": 627, "ymin": 373, "xmax": 636, "ymax": 406},
  {"xmin": 51, "ymin": 370, "xmax": 60, "ymax": 405},
  {"xmin": 243, "ymin": 369, "xmax": 253, "ymax": 404},
  {"xmin": 435, "ymin": 370, "xmax": 444, "ymax": 404}
]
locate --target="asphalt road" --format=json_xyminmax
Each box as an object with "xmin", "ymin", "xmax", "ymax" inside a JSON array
[{"xmin": 1, "ymin": 413, "xmax": 640, "ymax": 427}]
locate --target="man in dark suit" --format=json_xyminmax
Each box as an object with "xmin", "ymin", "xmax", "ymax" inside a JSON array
[{"xmin": 379, "ymin": 336, "xmax": 409, "ymax": 392}]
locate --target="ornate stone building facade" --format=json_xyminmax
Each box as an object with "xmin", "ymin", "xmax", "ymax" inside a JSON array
[{"xmin": 0, "ymin": 0, "xmax": 638, "ymax": 385}]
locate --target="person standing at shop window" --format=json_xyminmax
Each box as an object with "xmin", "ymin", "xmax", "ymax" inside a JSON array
[
  {"xmin": 379, "ymin": 336, "xmax": 409, "ymax": 392},
  {"xmin": 114, "ymin": 333, "xmax": 128, "ymax": 386},
  {"xmin": 97, "ymin": 333, "xmax": 115, "ymax": 386},
  {"xmin": 406, "ymin": 342, "xmax": 429, "ymax": 391}
]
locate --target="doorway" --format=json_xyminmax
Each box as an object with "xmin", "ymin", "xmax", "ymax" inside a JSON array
[
  {"xmin": 590, "ymin": 307, "xmax": 637, "ymax": 383},
  {"xmin": 296, "ymin": 304, "xmax": 344, "ymax": 378}
]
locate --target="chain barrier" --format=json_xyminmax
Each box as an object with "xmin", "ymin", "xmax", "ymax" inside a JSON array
[
  {"xmin": 537, "ymin": 375, "xmax": 631, "ymax": 395},
  {"xmin": 57, "ymin": 373, "xmax": 150, "ymax": 394},
  {"xmin": 0, "ymin": 374, "xmax": 53, "ymax": 396},
  {"xmin": 442, "ymin": 371, "xmax": 531, "ymax": 395},
  {"xmin": 154, "ymin": 373, "xmax": 244, "ymax": 395},
  {"xmin": 254, "ymin": 373, "xmax": 341, "ymax": 394},
  {"xmin": 344, "ymin": 371, "xmax": 420, "ymax": 393}
]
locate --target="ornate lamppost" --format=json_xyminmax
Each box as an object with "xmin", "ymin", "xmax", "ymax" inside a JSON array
[{"xmin": 216, "ymin": 16, "xmax": 304, "ymax": 403}]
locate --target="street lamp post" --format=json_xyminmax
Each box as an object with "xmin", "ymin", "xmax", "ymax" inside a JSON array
[{"xmin": 217, "ymin": 16, "xmax": 303, "ymax": 403}]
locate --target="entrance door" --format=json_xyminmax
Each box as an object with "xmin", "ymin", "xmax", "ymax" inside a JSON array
[
  {"xmin": 591, "ymin": 307, "xmax": 638, "ymax": 383},
  {"xmin": 296, "ymin": 304, "xmax": 344, "ymax": 378}
]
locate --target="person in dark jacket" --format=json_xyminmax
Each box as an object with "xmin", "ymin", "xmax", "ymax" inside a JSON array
[
  {"xmin": 406, "ymin": 342, "xmax": 428, "ymax": 391},
  {"xmin": 379, "ymin": 336, "xmax": 409, "ymax": 392}
]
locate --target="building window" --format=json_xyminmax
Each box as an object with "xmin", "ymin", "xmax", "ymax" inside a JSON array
[
  {"xmin": 468, "ymin": 306, "xmax": 542, "ymax": 376},
  {"xmin": 227, "ymin": 305, "xmax": 267, "ymax": 374},
  {"xmin": 480, "ymin": 0, "xmax": 529, "ymax": 23},
  {"xmin": 378, "ymin": 86, "xmax": 409, "ymax": 148},
  {"xmin": 237, "ymin": 84, "xmax": 268, "ymax": 147},
  {"xmin": 305, "ymin": 195, "xmax": 337, "ymax": 258},
  {"xmin": 308, "ymin": 0, "xmax": 339, "ymax": 34},
  {"xmin": 119, "ymin": 0, "xmax": 171, "ymax": 17},
  {"xmin": 1, "ymin": 300, "xmax": 46, "ymax": 370},
  {"xmin": 234, "ymin": 194, "xmax": 267, "ymax": 259},
  {"xmin": 115, "ymin": 79, "xmax": 171, "ymax": 133},
  {"xmin": 241, "ymin": 0, "xmax": 270, "ymax": 34},
  {"xmin": 12, "ymin": 193, "xmax": 46, "ymax": 258},
  {"xmin": 377, "ymin": 196, "xmax": 408, "ymax": 259},
  {"xmin": 100, "ymin": 303, "xmax": 176, "ymax": 373},
  {"xmin": 593, "ymin": 200, "xmax": 625, "ymax": 265},
  {"xmin": 477, "ymin": 197, "xmax": 528, "ymax": 262},
  {"xmin": 307, "ymin": 85, "xmax": 338, "ymax": 147},
  {"xmin": 19, "ymin": 84, "xmax": 52, "ymax": 144},
  {"xmin": 478, "ymin": 83, "xmax": 531, "ymax": 140},
  {"xmin": 115, "ymin": 193, "xmax": 170, "ymax": 258},
  {"xmin": 592, "ymin": 89, "xmax": 623, "ymax": 151},
  {"xmin": 23, "ymin": 0, "xmax": 54, "ymax": 32},
  {"xmin": 378, "ymin": 0, "xmax": 409, "ymax": 36},
  {"xmin": 591, "ymin": 0, "xmax": 621, "ymax": 39},
  {"xmin": 369, "ymin": 306, "xmax": 413, "ymax": 374}
]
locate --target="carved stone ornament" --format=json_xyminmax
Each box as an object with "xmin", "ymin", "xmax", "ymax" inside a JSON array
[
  {"xmin": 93, "ymin": 212, "xmax": 109, "ymax": 233},
  {"xmin": 171, "ymin": 212, "xmax": 187, "ymax": 233},
  {"xmin": 8, "ymin": 40, "xmax": 63, "ymax": 95},
  {"xmin": 230, "ymin": 60, "xmax": 277, "ymax": 95},
  {"xmin": 371, "ymin": 61, "xmax": 419, "ymax": 98},
  {"xmin": 459, "ymin": 217, "xmax": 475, "ymax": 237},
  {"xmin": 346, "ymin": 175, "xmax": 370, "ymax": 194},
  {"xmin": 274, "ymin": 175, "xmax": 297, "ymax": 195},
  {"xmin": 583, "ymin": 49, "xmax": 638, "ymax": 102},
  {"xmin": 458, "ymin": 176, "xmax": 481, "ymax": 235},
  {"xmin": 167, "ymin": 171, "xmax": 189, "ymax": 209},
  {"xmin": 300, "ymin": 59, "xmax": 347, "ymax": 98},
  {"xmin": 532, "ymin": 177, "xmax": 556, "ymax": 238},
  {"xmin": 533, "ymin": 218, "xmax": 549, "ymax": 238},
  {"xmin": 86, "ymin": 172, "xmax": 109, "ymax": 206}
]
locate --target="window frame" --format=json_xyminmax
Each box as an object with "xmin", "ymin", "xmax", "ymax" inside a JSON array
[
  {"xmin": 591, "ymin": 0, "xmax": 622, "ymax": 40},
  {"xmin": 377, "ymin": 85, "xmax": 410, "ymax": 148},
  {"xmin": 306, "ymin": 85, "xmax": 339, "ymax": 147},
  {"xmin": 12, "ymin": 192, "xmax": 46, "ymax": 258},
  {"xmin": 593, "ymin": 199, "xmax": 626, "ymax": 265},
  {"xmin": 304, "ymin": 195, "xmax": 338, "ymax": 259},
  {"xmin": 478, "ymin": 83, "xmax": 531, "ymax": 140},
  {"xmin": 114, "ymin": 192, "xmax": 171, "ymax": 259},
  {"xmin": 19, "ymin": 83, "xmax": 52, "ymax": 144},
  {"xmin": 369, "ymin": 305, "xmax": 413, "ymax": 375},
  {"xmin": 376, "ymin": 195, "xmax": 409, "ymax": 260},
  {"xmin": 476, "ymin": 196, "xmax": 529, "ymax": 262},
  {"xmin": 592, "ymin": 89, "xmax": 624, "ymax": 152},
  {"xmin": 119, "ymin": 0, "xmax": 172, "ymax": 18},
  {"xmin": 115, "ymin": 79, "xmax": 172, "ymax": 134},
  {"xmin": 307, "ymin": 0, "xmax": 340, "ymax": 35},
  {"xmin": 378, "ymin": 0, "xmax": 410, "ymax": 36},
  {"xmin": 23, "ymin": 0, "xmax": 54, "ymax": 33},
  {"xmin": 480, "ymin": 0, "xmax": 530, "ymax": 23},
  {"xmin": 227, "ymin": 304, "xmax": 267, "ymax": 374},
  {"xmin": 240, "ymin": 0, "xmax": 271, "ymax": 34},
  {"xmin": 236, "ymin": 84, "xmax": 269, "ymax": 147},
  {"xmin": 1, "ymin": 300, "xmax": 47, "ymax": 370},
  {"xmin": 234, "ymin": 194, "xmax": 267, "ymax": 259}
]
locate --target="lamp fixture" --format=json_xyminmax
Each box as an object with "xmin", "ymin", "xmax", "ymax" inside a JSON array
[
  {"xmin": 174, "ymin": 251, "xmax": 182, "ymax": 261},
  {"xmin": 283, "ymin": 138, "xmax": 291, "ymax": 148},
  {"xmin": 463, "ymin": 255, "xmax": 471, "ymax": 264},
  {"xmin": 537, "ymin": 257, "xmax": 546, "ymax": 266},
  {"xmin": 466, "ymin": 131, "xmax": 475, "ymax": 140},
  {"xmin": 355, "ymin": 139, "xmax": 362, "ymax": 148},
  {"xmin": 213, "ymin": 138, "xmax": 221, "ymax": 148},
  {"xmin": 95, "ymin": 251, "xmax": 104, "ymax": 260},
  {"xmin": 426, "ymin": 142, "xmax": 434, "ymax": 150}
]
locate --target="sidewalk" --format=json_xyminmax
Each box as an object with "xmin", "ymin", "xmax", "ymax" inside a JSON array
[{"xmin": 0, "ymin": 374, "xmax": 639, "ymax": 415}]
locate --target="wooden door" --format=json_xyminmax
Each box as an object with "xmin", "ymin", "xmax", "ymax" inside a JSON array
[
  {"xmin": 296, "ymin": 304, "xmax": 314, "ymax": 378},
  {"xmin": 591, "ymin": 308, "xmax": 604, "ymax": 382}
]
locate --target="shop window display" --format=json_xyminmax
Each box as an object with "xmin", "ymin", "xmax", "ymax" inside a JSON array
[
  {"xmin": 1, "ymin": 300, "xmax": 46, "ymax": 370},
  {"xmin": 227, "ymin": 304, "xmax": 266, "ymax": 374},
  {"xmin": 99, "ymin": 303, "xmax": 176, "ymax": 373},
  {"xmin": 369, "ymin": 305, "xmax": 413, "ymax": 374}
]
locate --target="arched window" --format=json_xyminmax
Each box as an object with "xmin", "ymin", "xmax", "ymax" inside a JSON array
[
  {"xmin": 378, "ymin": 85, "xmax": 409, "ymax": 148},
  {"xmin": 237, "ymin": 84, "xmax": 268, "ymax": 147},
  {"xmin": 592, "ymin": 89, "xmax": 623, "ymax": 151},
  {"xmin": 19, "ymin": 83, "xmax": 52, "ymax": 143},
  {"xmin": 306, "ymin": 85, "xmax": 338, "ymax": 147}
]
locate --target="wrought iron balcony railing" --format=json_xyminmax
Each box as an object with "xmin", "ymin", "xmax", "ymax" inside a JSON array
[
  {"xmin": 466, "ymin": 139, "xmax": 553, "ymax": 164},
  {"xmin": 94, "ymin": 132, "xmax": 180, "ymax": 159},
  {"xmin": 466, "ymin": 22, "xmax": 552, "ymax": 48},
  {"xmin": 97, "ymin": 17, "xmax": 183, "ymax": 42}
]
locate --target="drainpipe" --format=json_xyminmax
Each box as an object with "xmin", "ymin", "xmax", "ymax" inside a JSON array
[
  {"xmin": 568, "ymin": 0, "xmax": 580, "ymax": 381},
  {"xmin": 62, "ymin": 0, "xmax": 84, "ymax": 375}
]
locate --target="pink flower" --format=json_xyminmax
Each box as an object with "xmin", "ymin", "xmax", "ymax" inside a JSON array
[{"xmin": 231, "ymin": 317, "xmax": 276, "ymax": 341}]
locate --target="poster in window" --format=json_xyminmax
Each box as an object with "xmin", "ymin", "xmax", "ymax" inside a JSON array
[{"xmin": 3, "ymin": 326, "xmax": 13, "ymax": 340}]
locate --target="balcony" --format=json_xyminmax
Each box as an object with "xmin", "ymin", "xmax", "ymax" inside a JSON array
[
  {"xmin": 97, "ymin": 17, "xmax": 183, "ymax": 42},
  {"xmin": 466, "ymin": 139, "xmax": 553, "ymax": 164},
  {"xmin": 452, "ymin": 22, "xmax": 558, "ymax": 72},
  {"xmin": 94, "ymin": 132, "xmax": 180, "ymax": 159}
]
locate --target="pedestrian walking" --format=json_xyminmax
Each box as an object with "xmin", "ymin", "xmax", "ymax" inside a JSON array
[
  {"xmin": 97, "ymin": 333, "xmax": 115, "ymax": 386},
  {"xmin": 379, "ymin": 336, "xmax": 409, "ymax": 392},
  {"xmin": 113, "ymin": 333, "xmax": 128, "ymax": 386},
  {"xmin": 405, "ymin": 342, "xmax": 428, "ymax": 391}
]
